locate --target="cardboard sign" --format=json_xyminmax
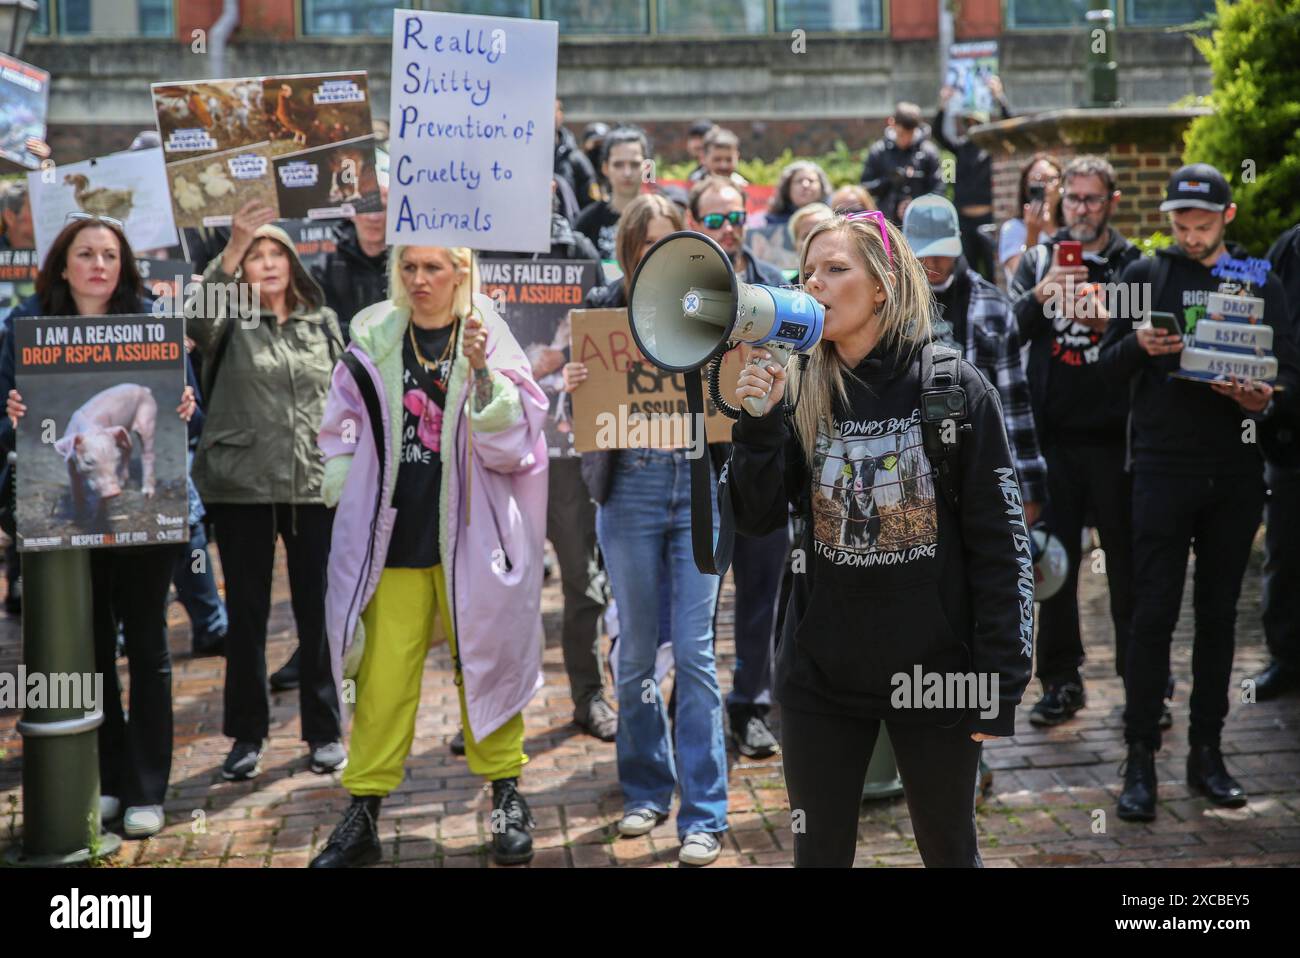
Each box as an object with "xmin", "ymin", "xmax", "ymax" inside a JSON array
[
  {"xmin": 387, "ymin": 10, "xmax": 557, "ymax": 251},
  {"xmin": 479, "ymin": 257, "xmax": 598, "ymax": 458},
  {"xmin": 14, "ymin": 314, "xmax": 188, "ymax": 552},
  {"xmin": 28, "ymin": 148, "xmax": 180, "ymax": 263},
  {"xmin": 568, "ymin": 308, "xmax": 744, "ymax": 453},
  {"xmin": 0, "ymin": 53, "xmax": 50, "ymax": 170},
  {"xmin": 152, "ymin": 73, "xmax": 381, "ymax": 228}
]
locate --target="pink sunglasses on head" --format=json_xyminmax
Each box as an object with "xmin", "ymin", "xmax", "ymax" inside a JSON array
[{"xmin": 844, "ymin": 209, "xmax": 893, "ymax": 266}]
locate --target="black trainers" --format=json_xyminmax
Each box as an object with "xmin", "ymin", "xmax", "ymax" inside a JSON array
[
  {"xmin": 1028, "ymin": 681, "xmax": 1086, "ymax": 727},
  {"xmin": 221, "ymin": 740, "xmax": 264, "ymax": 781},
  {"xmin": 1117, "ymin": 742, "xmax": 1158, "ymax": 822},
  {"xmin": 309, "ymin": 795, "xmax": 382, "ymax": 868},
  {"xmin": 270, "ymin": 647, "xmax": 300, "ymax": 691},
  {"xmin": 489, "ymin": 777, "xmax": 535, "ymax": 865},
  {"xmin": 729, "ymin": 707, "xmax": 778, "ymax": 759},
  {"xmin": 575, "ymin": 695, "xmax": 617, "ymax": 742}
]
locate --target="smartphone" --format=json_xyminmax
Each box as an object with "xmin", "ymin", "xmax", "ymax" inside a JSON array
[
  {"xmin": 1147, "ymin": 311, "xmax": 1182, "ymax": 337},
  {"xmin": 1056, "ymin": 240, "xmax": 1083, "ymax": 268},
  {"xmin": 1027, "ymin": 184, "xmax": 1046, "ymax": 204}
]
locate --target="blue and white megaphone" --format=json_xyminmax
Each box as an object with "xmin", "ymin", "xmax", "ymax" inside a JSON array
[{"xmin": 628, "ymin": 231, "xmax": 824, "ymax": 417}]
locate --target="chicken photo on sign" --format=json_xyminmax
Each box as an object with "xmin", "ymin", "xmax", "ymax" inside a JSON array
[
  {"xmin": 152, "ymin": 72, "xmax": 379, "ymax": 227},
  {"xmin": 26, "ymin": 148, "xmax": 180, "ymax": 264}
]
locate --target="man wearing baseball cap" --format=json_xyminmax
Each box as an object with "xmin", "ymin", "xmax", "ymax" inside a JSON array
[{"xmin": 1098, "ymin": 162, "xmax": 1300, "ymax": 822}]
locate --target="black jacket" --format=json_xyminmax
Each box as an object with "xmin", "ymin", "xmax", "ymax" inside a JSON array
[
  {"xmin": 555, "ymin": 126, "xmax": 600, "ymax": 213},
  {"xmin": 483, "ymin": 212, "xmax": 607, "ymax": 284},
  {"xmin": 860, "ymin": 126, "xmax": 943, "ymax": 224},
  {"xmin": 311, "ymin": 220, "xmax": 388, "ymax": 344},
  {"xmin": 1008, "ymin": 227, "xmax": 1142, "ymax": 447},
  {"xmin": 1098, "ymin": 243, "xmax": 1298, "ymax": 476},
  {"xmin": 728, "ymin": 339, "xmax": 1032, "ymax": 736},
  {"xmin": 931, "ymin": 97, "xmax": 1013, "ymax": 210}
]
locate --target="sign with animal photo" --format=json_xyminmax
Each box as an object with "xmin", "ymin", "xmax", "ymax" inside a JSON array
[
  {"xmin": 568, "ymin": 308, "xmax": 742, "ymax": 454},
  {"xmin": 945, "ymin": 41, "xmax": 999, "ymax": 115},
  {"xmin": 479, "ymin": 257, "xmax": 598, "ymax": 458},
  {"xmin": 27, "ymin": 148, "xmax": 180, "ymax": 264},
  {"xmin": 152, "ymin": 71, "xmax": 381, "ymax": 227},
  {"xmin": 0, "ymin": 53, "xmax": 50, "ymax": 170},
  {"xmin": 13, "ymin": 313, "xmax": 189, "ymax": 552}
]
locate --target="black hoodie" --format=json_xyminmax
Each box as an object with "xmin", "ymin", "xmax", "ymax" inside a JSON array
[
  {"xmin": 1098, "ymin": 243, "xmax": 1297, "ymax": 476},
  {"xmin": 728, "ymin": 339, "xmax": 1033, "ymax": 736},
  {"xmin": 312, "ymin": 219, "xmax": 388, "ymax": 344}
]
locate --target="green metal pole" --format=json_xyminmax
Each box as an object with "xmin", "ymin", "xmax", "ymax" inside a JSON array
[
  {"xmin": 861, "ymin": 727, "xmax": 905, "ymax": 800},
  {"xmin": 1084, "ymin": 0, "xmax": 1120, "ymax": 108},
  {"xmin": 4, "ymin": 547, "xmax": 120, "ymax": 865}
]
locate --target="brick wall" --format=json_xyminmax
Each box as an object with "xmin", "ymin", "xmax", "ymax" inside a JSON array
[{"xmin": 976, "ymin": 109, "xmax": 1206, "ymax": 243}]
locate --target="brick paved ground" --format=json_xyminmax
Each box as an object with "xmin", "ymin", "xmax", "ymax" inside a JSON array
[{"xmin": 2, "ymin": 536, "xmax": 1297, "ymax": 868}]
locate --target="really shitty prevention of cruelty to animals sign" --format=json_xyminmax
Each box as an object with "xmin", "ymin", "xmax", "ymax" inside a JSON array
[
  {"xmin": 13, "ymin": 314, "xmax": 188, "ymax": 552},
  {"xmin": 387, "ymin": 9, "xmax": 557, "ymax": 252}
]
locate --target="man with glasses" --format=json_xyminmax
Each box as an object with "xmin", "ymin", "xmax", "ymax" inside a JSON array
[
  {"xmin": 687, "ymin": 175, "xmax": 787, "ymax": 758},
  {"xmin": 1009, "ymin": 155, "xmax": 1142, "ymax": 729}
]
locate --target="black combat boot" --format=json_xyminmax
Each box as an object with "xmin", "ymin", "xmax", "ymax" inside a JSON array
[
  {"xmin": 490, "ymin": 777, "xmax": 536, "ymax": 865},
  {"xmin": 309, "ymin": 795, "xmax": 383, "ymax": 868},
  {"xmin": 1117, "ymin": 742, "xmax": 1158, "ymax": 822}
]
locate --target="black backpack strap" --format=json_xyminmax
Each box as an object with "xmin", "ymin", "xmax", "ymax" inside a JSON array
[
  {"xmin": 339, "ymin": 350, "xmax": 386, "ymax": 494},
  {"xmin": 684, "ymin": 367, "xmax": 736, "ymax": 577},
  {"xmin": 920, "ymin": 341, "xmax": 969, "ymax": 514}
]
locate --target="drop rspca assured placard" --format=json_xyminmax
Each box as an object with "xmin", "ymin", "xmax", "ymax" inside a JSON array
[
  {"xmin": 1176, "ymin": 346, "xmax": 1278, "ymax": 384},
  {"xmin": 1193, "ymin": 319, "xmax": 1273, "ymax": 354}
]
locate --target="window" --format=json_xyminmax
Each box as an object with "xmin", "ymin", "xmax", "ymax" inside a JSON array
[
  {"xmin": 138, "ymin": 0, "xmax": 172, "ymax": 36},
  {"xmin": 303, "ymin": 0, "xmax": 404, "ymax": 36},
  {"xmin": 540, "ymin": 0, "xmax": 648, "ymax": 35},
  {"xmin": 31, "ymin": 0, "xmax": 50, "ymax": 35},
  {"xmin": 59, "ymin": 0, "xmax": 89, "ymax": 33},
  {"xmin": 775, "ymin": 0, "xmax": 884, "ymax": 32},
  {"xmin": 1125, "ymin": 0, "xmax": 1215, "ymax": 25},
  {"xmin": 658, "ymin": 0, "xmax": 767, "ymax": 35},
  {"xmin": 1005, "ymin": 0, "xmax": 1115, "ymax": 29},
  {"xmin": 29, "ymin": 0, "xmax": 172, "ymax": 37}
]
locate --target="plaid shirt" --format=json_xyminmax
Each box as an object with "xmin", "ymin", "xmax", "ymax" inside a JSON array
[{"xmin": 939, "ymin": 269, "xmax": 1048, "ymax": 504}]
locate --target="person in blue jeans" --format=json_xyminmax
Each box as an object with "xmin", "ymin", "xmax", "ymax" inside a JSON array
[
  {"xmin": 597, "ymin": 448, "xmax": 728, "ymax": 866},
  {"xmin": 172, "ymin": 447, "xmax": 227, "ymax": 657},
  {"xmin": 563, "ymin": 193, "xmax": 730, "ymax": 865}
]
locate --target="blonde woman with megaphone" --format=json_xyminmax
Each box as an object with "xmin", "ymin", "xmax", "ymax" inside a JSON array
[{"xmin": 730, "ymin": 211, "xmax": 1033, "ymax": 867}]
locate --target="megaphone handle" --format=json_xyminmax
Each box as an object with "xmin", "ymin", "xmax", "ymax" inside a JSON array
[{"xmin": 742, "ymin": 344, "xmax": 792, "ymax": 417}]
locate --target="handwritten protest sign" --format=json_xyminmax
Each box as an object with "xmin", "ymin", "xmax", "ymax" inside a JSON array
[
  {"xmin": 479, "ymin": 257, "xmax": 598, "ymax": 457},
  {"xmin": 28, "ymin": 148, "xmax": 180, "ymax": 263},
  {"xmin": 569, "ymin": 308, "xmax": 743, "ymax": 453},
  {"xmin": 387, "ymin": 10, "xmax": 557, "ymax": 252},
  {"xmin": 14, "ymin": 314, "xmax": 188, "ymax": 552}
]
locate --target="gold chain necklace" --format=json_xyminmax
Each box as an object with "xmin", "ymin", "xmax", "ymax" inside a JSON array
[{"xmin": 409, "ymin": 317, "xmax": 458, "ymax": 376}]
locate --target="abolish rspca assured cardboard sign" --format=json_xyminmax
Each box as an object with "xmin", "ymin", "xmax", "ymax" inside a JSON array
[
  {"xmin": 13, "ymin": 314, "xmax": 188, "ymax": 552},
  {"xmin": 568, "ymin": 308, "xmax": 743, "ymax": 454}
]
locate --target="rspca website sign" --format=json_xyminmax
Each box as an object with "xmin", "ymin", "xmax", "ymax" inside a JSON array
[{"xmin": 387, "ymin": 9, "xmax": 557, "ymax": 252}]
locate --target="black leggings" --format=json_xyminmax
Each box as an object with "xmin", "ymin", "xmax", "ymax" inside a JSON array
[{"xmin": 781, "ymin": 706, "xmax": 983, "ymax": 867}]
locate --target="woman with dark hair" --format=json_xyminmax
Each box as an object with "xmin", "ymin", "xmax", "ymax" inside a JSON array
[
  {"xmin": 562, "ymin": 193, "xmax": 732, "ymax": 866},
  {"xmin": 998, "ymin": 153, "xmax": 1062, "ymax": 287},
  {"xmin": 191, "ymin": 200, "xmax": 346, "ymax": 783},
  {"xmin": 752, "ymin": 161, "xmax": 834, "ymax": 270},
  {"xmin": 2, "ymin": 214, "xmax": 198, "ymax": 839}
]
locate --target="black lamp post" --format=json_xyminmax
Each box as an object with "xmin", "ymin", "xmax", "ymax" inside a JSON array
[{"xmin": 0, "ymin": 0, "xmax": 39, "ymax": 58}]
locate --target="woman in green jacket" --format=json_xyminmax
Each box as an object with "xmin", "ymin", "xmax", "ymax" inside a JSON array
[{"xmin": 191, "ymin": 200, "xmax": 346, "ymax": 782}]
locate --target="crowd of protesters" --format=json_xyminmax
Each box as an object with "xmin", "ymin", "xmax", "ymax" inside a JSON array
[{"xmin": 2, "ymin": 75, "xmax": 1299, "ymax": 871}]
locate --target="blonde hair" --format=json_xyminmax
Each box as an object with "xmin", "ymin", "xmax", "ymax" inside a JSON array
[
  {"xmin": 788, "ymin": 214, "xmax": 935, "ymax": 464},
  {"xmin": 389, "ymin": 245, "xmax": 478, "ymax": 319},
  {"xmin": 788, "ymin": 202, "xmax": 834, "ymax": 248},
  {"xmin": 614, "ymin": 193, "xmax": 686, "ymax": 295}
]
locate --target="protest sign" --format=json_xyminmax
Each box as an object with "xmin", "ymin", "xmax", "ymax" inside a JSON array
[
  {"xmin": 135, "ymin": 258, "xmax": 197, "ymax": 307},
  {"xmin": 0, "ymin": 53, "xmax": 49, "ymax": 170},
  {"xmin": 0, "ymin": 248, "xmax": 38, "ymax": 322},
  {"xmin": 14, "ymin": 314, "xmax": 188, "ymax": 552},
  {"xmin": 28, "ymin": 148, "xmax": 180, "ymax": 263},
  {"xmin": 387, "ymin": 10, "xmax": 557, "ymax": 251},
  {"xmin": 479, "ymin": 257, "xmax": 598, "ymax": 457},
  {"xmin": 568, "ymin": 308, "xmax": 742, "ymax": 453},
  {"xmin": 945, "ymin": 42, "xmax": 999, "ymax": 115},
  {"xmin": 152, "ymin": 72, "xmax": 381, "ymax": 228}
]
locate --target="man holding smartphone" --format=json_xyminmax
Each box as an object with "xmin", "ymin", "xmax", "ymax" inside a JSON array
[
  {"xmin": 1099, "ymin": 163, "xmax": 1299, "ymax": 822},
  {"xmin": 1009, "ymin": 155, "xmax": 1142, "ymax": 729}
]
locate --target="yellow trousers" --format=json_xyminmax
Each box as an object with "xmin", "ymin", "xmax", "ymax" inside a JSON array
[{"xmin": 342, "ymin": 565, "xmax": 527, "ymax": 795}]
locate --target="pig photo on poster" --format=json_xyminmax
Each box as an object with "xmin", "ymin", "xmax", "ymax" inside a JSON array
[{"xmin": 13, "ymin": 314, "xmax": 189, "ymax": 552}]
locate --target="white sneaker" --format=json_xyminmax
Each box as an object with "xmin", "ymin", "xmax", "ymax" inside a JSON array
[
  {"xmin": 99, "ymin": 795, "xmax": 121, "ymax": 823},
  {"xmin": 618, "ymin": 807, "xmax": 666, "ymax": 837},
  {"xmin": 122, "ymin": 804, "xmax": 165, "ymax": 839},
  {"xmin": 678, "ymin": 831, "xmax": 722, "ymax": 866}
]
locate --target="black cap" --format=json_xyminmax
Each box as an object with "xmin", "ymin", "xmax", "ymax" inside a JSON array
[{"xmin": 1160, "ymin": 163, "xmax": 1231, "ymax": 213}]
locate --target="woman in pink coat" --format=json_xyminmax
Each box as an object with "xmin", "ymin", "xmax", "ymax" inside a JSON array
[{"xmin": 311, "ymin": 245, "xmax": 549, "ymax": 867}]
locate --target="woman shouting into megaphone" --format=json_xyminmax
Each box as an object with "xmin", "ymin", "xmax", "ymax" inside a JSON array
[{"xmin": 730, "ymin": 211, "xmax": 1033, "ymax": 867}]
